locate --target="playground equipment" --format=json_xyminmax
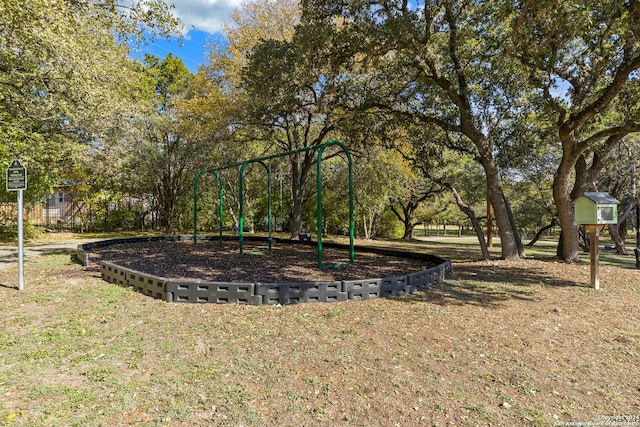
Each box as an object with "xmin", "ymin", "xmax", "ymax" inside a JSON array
[
  {"xmin": 75, "ymin": 235, "xmax": 453, "ymax": 305},
  {"xmin": 193, "ymin": 140, "xmax": 354, "ymax": 269}
]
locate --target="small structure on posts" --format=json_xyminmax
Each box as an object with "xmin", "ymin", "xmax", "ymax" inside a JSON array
[{"xmin": 574, "ymin": 192, "xmax": 619, "ymax": 290}]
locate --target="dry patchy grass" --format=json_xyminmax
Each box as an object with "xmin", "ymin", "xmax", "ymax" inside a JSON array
[{"xmin": 0, "ymin": 243, "xmax": 639, "ymax": 426}]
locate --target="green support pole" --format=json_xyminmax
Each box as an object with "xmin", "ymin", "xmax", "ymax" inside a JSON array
[
  {"xmin": 216, "ymin": 172, "xmax": 223, "ymax": 246},
  {"xmin": 239, "ymin": 163, "xmax": 246, "ymax": 254},
  {"xmin": 316, "ymin": 166, "xmax": 323, "ymax": 268},
  {"xmin": 239, "ymin": 160, "xmax": 272, "ymax": 254},
  {"xmin": 267, "ymin": 164, "xmax": 273, "ymax": 251},
  {"xmin": 316, "ymin": 140, "xmax": 354, "ymax": 268}
]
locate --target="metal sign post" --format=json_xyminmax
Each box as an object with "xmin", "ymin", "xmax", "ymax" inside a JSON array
[{"xmin": 6, "ymin": 159, "xmax": 27, "ymax": 291}]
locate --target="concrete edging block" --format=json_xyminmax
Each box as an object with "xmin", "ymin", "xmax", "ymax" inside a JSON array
[
  {"xmin": 408, "ymin": 269, "xmax": 431, "ymax": 291},
  {"xmin": 127, "ymin": 270, "xmax": 167, "ymax": 300},
  {"xmin": 380, "ymin": 275, "xmax": 409, "ymax": 297},
  {"xmin": 342, "ymin": 278, "xmax": 382, "ymax": 300},
  {"xmin": 100, "ymin": 261, "xmax": 127, "ymax": 286},
  {"xmin": 75, "ymin": 246, "xmax": 90, "ymax": 266},
  {"xmin": 166, "ymin": 280, "xmax": 261, "ymax": 305},
  {"xmin": 256, "ymin": 281, "xmax": 346, "ymax": 305}
]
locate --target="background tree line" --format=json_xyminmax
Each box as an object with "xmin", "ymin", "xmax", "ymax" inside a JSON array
[{"xmin": 1, "ymin": 0, "xmax": 639, "ymax": 262}]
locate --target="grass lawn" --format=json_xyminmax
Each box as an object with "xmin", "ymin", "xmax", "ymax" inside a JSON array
[{"xmin": 0, "ymin": 234, "xmax": 639, "ymax": 426}]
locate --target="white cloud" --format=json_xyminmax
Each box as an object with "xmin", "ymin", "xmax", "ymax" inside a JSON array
[{"xmin": 169, "ymin": 0, "xmax": 244, "ymax": 35}]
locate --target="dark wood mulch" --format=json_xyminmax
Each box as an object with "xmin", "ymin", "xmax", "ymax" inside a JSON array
[{"xmin": 91, "ymin": 240, "xmax": 434, "ymax": 283}]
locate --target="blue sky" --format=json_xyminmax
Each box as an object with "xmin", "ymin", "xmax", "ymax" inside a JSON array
[{"xmin": 130, "ymin": 0, "xmax": 242, "ymax": 73}]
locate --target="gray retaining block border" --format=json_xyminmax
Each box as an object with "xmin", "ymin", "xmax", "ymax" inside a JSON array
[
  {"xmin": 342, "ymin": 278, "xmax": 382, "ymax": 300},
  {"xmin": 256, "ymin": 281, "xmax": 347, "ymax": 305},
  {"xmin": 82, "ymin": 235, "xmax": 452, "ymax": 305},
  {"xmin": 166, "ymin": 280, "xmax": 261, "ymax": 304},
  {"xmin": 100, "ymin": 261, "xmax": 167, "ymax": 300}
]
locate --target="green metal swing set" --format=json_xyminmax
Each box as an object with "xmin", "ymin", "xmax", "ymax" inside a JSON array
[{"xmin": 193, "ymin": 140, "xmax": 354, "ymax": 269}]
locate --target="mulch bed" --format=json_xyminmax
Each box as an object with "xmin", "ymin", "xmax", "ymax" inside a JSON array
[{"xmin": 90, "ymin": 240, "xmax": 435, "ymax": 283}]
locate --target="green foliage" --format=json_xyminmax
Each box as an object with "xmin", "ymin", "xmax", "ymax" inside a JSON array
[
  {"xmin": 120, "ymin": 55, "xmax": 203, "ymax": 234},
  {"xmin": 509, "ymin": 180, "xmax": 555, "ymax": 235},
  {"xmin": 0, "ymin": 0, "xmax": 182, "ymax": 218},
  {"xmin": 234, "ymin": 6, "xmax": 345, "ymax": 235},
  {"xmin": 301, "ymin": 0, "xmax": 534, "ymax": 256},
  {"xmin": 376, "ymin": 210, "xmax": 404, "ymax": 239},
  {"xmin": 501, "ymin": 0, "xmax": 640, "ymax": 259},
  {"xmin": 0, "ymin": 219, "xmax": 45, "ymax": 242},
  {"xmin": 3, "ymin": 0, "xmax": 639, "ymax": 251}
]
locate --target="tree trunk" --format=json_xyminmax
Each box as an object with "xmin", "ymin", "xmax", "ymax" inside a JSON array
[
  {"xmin": 479, "ymin": 151, "xmax": 522, "ymax": 259},
  {"xmin": 554, "ymin": 141, "xmax": 608, "ymax": 261},
  {"xmin": 362, "ymin": 210, "xmax": 381, "ymax": 240},
  {"xmin": 608, "ymin": 195, "xmax": 636, "ymax": 255},
  {"xmin": 526, "ymin": 218, "xmax": 557, "ymax": 247},
  {"xmin": 553, "ymin": 153, "xmax": 580, "ymax": 262},
  {"xmin": 289, "ymin": 151, "xmax": 314, "ymax": 239},
  {"xmin": 390, "ymin": 202, "xmax": 417, "ymax": 240},
  {"xmin": 158, "ymin": 179, "xmax": 176, "ymax": 235},
  {"xmin": 403, "ymin": 221, "xmax": 415, "ymax": 240},
  {"xmin": 362, "ymin": 212, "xmax": 372, "ymax": 240},
  {"xmin": 290, "ymin": 185, "xmax": 304, "ymax": 237},
  {"xmin": 228, "ymin": 207, "xmax": 239, "ymax": 235},
  {"xmin": 290, "ymin": 159, "xmax": 303, "ymax": 238},
  {"xmin": 448, "ymin": 184, "xmax": 491, "ymax": 260},
  {"xmin": 609, "ymin": 223, "xmax": 627, "ymax": 255},
  {"xmin": 370, "ymin": 212, "xmax": 381, "ymax": 239},
  {"xmin": 503, "ymin": 193, "xmax": 524, "ymax": 255}
]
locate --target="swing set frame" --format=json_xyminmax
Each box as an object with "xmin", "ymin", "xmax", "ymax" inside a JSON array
[{"xmin": 193, "ymin": 140, "xmax": 354, "ymax": 269}]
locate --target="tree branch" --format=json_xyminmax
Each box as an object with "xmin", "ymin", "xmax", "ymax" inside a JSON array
[
  {"xmin": 565, "ymin": 53, "xmax": 640, "ymax": 133},
  {"xmin": 576, "ymin": 127, "xmax": 639, "ymax": 153}
]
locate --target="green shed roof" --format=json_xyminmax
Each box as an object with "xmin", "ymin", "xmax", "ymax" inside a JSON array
[{"xmin": 581, "ymin": 192, "xmax": 619, "ymax": 204}]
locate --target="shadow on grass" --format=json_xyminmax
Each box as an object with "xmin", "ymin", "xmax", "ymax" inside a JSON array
[
  {"xmin": 434, "ymin": 283, "xmax": 533, "ymax": 306},
  {"xmin": 28, "ymin": 247, "xmax": 75, "ymax": 256},
  {"xmin": 452, "ymin": 259, "xmax": 591, "ymax": 288},
  {"xmin": 394, "ymin": 282, "xmax": 538, "ymax": 308},
  {"xmin": 394, "ymin": 258, "xmax": 590, "ymax": 308},
  {"xmin": 0, "ymin": 246, "xmax": 75, "ymax": 263}
]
